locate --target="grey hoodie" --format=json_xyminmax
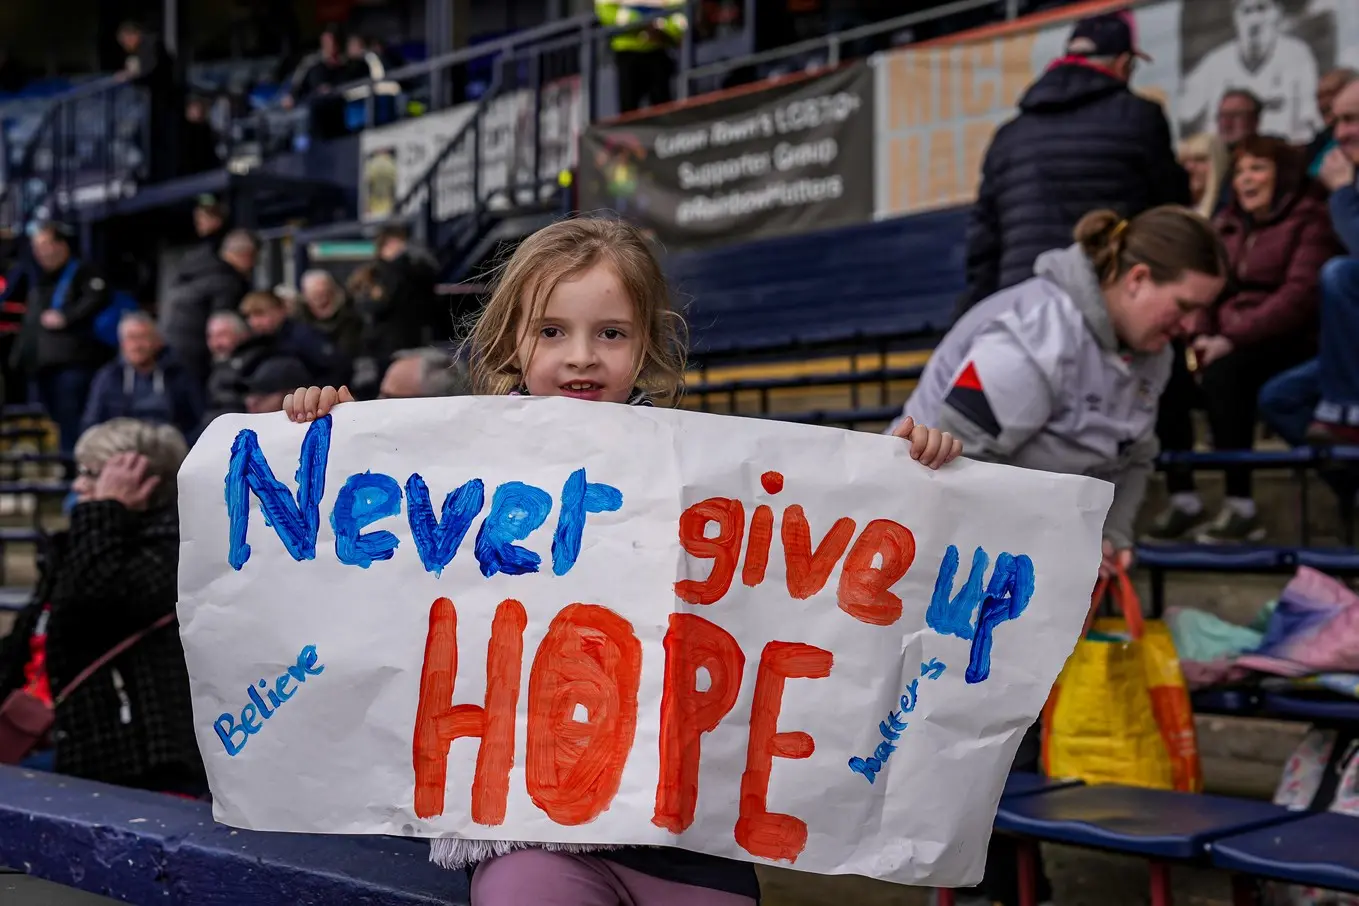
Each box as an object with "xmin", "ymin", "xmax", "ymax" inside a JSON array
[{"xmin": 893, "ymin": 244, "xmax": 1171, "ymax": 549}]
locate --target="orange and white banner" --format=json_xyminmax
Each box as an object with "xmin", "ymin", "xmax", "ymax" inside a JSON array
[{"xmin": 178, "ymin": 397, "xmax": 1110, "ymax": 884}]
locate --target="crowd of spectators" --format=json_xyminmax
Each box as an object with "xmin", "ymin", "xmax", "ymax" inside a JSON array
[
  {"xmin": 967, "ymin": 10, "xmax": 1359, "ymax": 545},
  {"xmin": 0, "ymin": 190, "xmax": 469, "ymax": 791}
]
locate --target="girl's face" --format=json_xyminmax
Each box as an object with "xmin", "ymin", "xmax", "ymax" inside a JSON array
[
  {"xmin": 516, "ymin": 262, "xmax": 643, "ymax": 403},
  {"xmin": 1234, "ymin": 153, "xmax": 1277, "ymax": 216},
  {"xmin": 1181, "ymin": 152, "xmax": 1209, "ymax": 202}
]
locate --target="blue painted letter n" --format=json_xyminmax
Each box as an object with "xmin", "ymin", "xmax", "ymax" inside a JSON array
[
  {"xmin": 926, "ymin": 545, "xmax": 1035, "ymax": 684},
  {"xmin": 225, "ymin": 416, "xmax": 332, "ymax": 570}
]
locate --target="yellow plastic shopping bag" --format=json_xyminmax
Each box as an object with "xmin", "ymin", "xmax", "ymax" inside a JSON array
[{"xmin": 1042, "ymin": 568, "xmax": 1202, "ymax": 792}]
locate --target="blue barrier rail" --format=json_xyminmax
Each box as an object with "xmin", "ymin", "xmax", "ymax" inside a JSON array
[{"xmin": 0, "ymin": 766, "xmax": 468, "ymax": 905}]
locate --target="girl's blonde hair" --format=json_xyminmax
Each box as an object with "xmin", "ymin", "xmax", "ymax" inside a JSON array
[
  {"xmin": 1177, "ymin": 132, "xmax": 1230, "ymax": 219},
  {"xmin": 468, "ymin": 216, "xmax": 686, "ymax": 406}
]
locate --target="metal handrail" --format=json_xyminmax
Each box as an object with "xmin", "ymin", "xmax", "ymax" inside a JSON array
[
  {"xmin": 681, "ymin": 0, "xmax": 1010, "ymax": 87},
  {"xmin": 394, "ymin": 67, "xmax": 505, "ymax": 217},
  {"xmin": 0, "ymin": 74, "xmax": 127, "ymax": 228}
]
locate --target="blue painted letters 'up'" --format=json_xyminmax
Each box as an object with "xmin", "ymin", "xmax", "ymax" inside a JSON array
[
  {"xmin": 551, "ymin": 468, "xmax": 624, "ymax": 576},
  {"xmin": 405, "ymin": 474, "xmax": 484, "ymax": 577},
  {"xmin": 473, "ymin": 481, "xmax": 553, "ymax": 577},
  {"xmin": 331, "ymin": 472, "xmax": 403, "ymax": 568},
  {"xmin": 926, "ymin": 545, "xmax": 1035, "ymax": 684},
  {"xmin": 225, "ymin": 416, "xmax": 332, "ymax": 570}
]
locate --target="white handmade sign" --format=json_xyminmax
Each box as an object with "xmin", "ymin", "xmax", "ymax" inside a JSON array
[{"xmin": 177, "ymin": 396, "xmax": 1112, "ymax": 885}]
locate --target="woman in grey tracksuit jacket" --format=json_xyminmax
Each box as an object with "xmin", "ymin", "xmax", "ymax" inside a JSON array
[
  {"xmin": 895, "ymin": 206, "xmax": 1228, "ymax": 572},
  {"xmin": 895, "ymin": 205, "xmax": 1228, "ymax": 905}
]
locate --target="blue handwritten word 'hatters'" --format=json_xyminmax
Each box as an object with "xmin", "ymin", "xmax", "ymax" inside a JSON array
[
  {"xmin": 224, "ymin": 416, "xmax": 622, "ymax": 577},
  {"xmin": 214, "ymin": 644, "xmax": 325, "ymax": 756},
  {"xmin": 848, "ymin": 659, "xmax": 946, "ymax": 784},
  {"xmin": 926, "ymin": 546, "xmax": 1035, "ymax": 684}
]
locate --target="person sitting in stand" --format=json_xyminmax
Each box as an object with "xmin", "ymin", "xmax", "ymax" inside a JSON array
[
  {"xmin": 243, "ymin": 355, "xmax": 313, "ymax": 415},
  {"xmin": 298, "ymin": 270, "xmax": 364, "ymax": 363},
  {"xmin": 239, "ymin": 289, "xmax": 350, "ymax": 388},
  {"xmin": 1151, "ymin": 136, "xmax": 1340, "ymax": 542},
  {"xmin": 378, "ymin": 347, "xmax": 471, "ymax": 400},
  {"xmin": 0, "ymin": 419, "xmax": 204, "ymax": 796},
  {"xmin": 1260, "ymin": 79, "xmax": 1359, "ymax": 444},
  {"xmin": 81, "ymin": 312, "xmax": 201, "ymax": 440}
]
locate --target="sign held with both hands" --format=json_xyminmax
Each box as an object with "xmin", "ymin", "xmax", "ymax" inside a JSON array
[{"xmin": 178, "ymin": 396, "xmax": 1110, "ymax": 885}]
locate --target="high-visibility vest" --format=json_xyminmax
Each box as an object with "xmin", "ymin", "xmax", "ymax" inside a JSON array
[{"xmin": 596, "ymin": 0, "xmax": 688, "ymax": 53}]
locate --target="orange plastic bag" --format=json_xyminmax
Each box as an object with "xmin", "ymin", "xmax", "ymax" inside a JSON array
[{"xmin": 1042, "ymin": 568, "xmax": 1202, "ymax": 792}]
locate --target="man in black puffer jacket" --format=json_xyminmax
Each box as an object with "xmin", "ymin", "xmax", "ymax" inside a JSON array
[{"xmin": 964, "ymin": 12, "xmax": 1190, "ymax": 308}]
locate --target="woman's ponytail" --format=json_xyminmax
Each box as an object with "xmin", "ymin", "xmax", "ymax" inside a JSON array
[{"xmin": 1074, "ymin": 205, "xmax": 1226, "ymax": 287}]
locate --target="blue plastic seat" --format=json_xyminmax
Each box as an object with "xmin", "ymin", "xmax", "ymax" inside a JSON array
[
  {"xmin": 1210, "ymin": 811, "xmax": 1359, "ymax": 894},
  {"xmin": 1135, "ymin": 543, "xmax": 1295, "ymax": 572},
  {"xmin": 1002, "ymin": 772, "xmax": 1082, "ymax": 799},
  {"xmin": 675, "ymin": 210, "xmax": 965, "ymax": 358},
  {"xmin": 0, "ymin": 480, "xmax": 71, "ymax": 496},
  {"xmin": 1157, "ymin": 449, "xmax": 1317, "ymax": 469},
  {"xmin": 0, "ymin": 403, "xmax": 48, "ymax": 419},
  {"xmin": 994, "ymin": 784, "xmax": 1298, "ymax": 859},
  {"xmin": 0, "ymin": 587, "xmax": 31, "ymax": 611},
  {"xmin": 1263, "ymin": 693, "xmax": 1359, "ymax": 725},
  {"xmin": 1192, "ymin": 688, "xmax": 1262, "ymax": 715}
]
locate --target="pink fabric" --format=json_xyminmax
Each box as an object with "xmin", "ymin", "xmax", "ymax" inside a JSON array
[
  {"xmin": 1180, "ymin": 658, "xmax": 1249, "ymax": 690},
  {"xmin": 1236, "ymin": 567, "xmax": 1359, "ymax": 677},
  {"xmin": 471, "ymin": 849, "xmax": 758, "ymax": 906}
]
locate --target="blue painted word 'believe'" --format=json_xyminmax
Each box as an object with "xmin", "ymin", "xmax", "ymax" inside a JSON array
[
  {"xmin": 214, "ymin": 644, "xmax": 324, "ymax": 756},
  {"xmin": 926, "ymin": 545, "xmax": 1035, "ymax": 684},
  {"xmin": 224, "ymin": 416, "xmax": 622, "ymax": 577},
  {"xmin": 848, "ymin": 659, "xmax": 946, "ymax": 784}
]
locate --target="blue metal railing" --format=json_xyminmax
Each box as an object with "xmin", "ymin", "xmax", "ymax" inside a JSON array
[
  {"xmin": 0, "ymin": 0, "xmax": 1067, "ymax": 238},
  {"xmin": 0, "ymin": 75, "xmax": 148, "ymax": 232}
]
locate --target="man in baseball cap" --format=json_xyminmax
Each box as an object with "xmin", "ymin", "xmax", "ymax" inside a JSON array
[
  {"xmin": 1065, "ymin": 11, "xmax": 1153, "ymax": 64},
  {"xmin": 243, "ymin": 356, "xmax": 313, "ymax": 414},
  {"xmin": 963, "ymin": 9, "xmax": 1187, "ymax": 308}
]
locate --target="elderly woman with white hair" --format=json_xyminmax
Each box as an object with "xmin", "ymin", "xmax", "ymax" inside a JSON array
[{"xmin": 0, "ymin": 419, "xmax": 205, "ymax": 795}]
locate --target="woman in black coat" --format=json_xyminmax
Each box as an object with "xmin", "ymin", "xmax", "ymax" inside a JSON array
[{"xmin": 0, "ymin": 418, "xmax": 204, "ymax": 794}]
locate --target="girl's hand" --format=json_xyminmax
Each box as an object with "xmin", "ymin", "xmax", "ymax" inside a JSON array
[
  {"xmin": 282, "ymin": 385, "xmax": 354, "ymax": 423},
  {"xmin": 892, "ymin": 416, "xmax": 963, "ymax": 470}
]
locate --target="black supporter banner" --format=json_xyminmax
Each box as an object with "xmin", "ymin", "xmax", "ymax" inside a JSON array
[{"xmin": 578, "ymin": 63, "xmax": 875, "ymax": 251}]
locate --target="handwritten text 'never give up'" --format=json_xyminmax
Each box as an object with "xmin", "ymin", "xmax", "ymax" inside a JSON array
[{"xmin": 216, "ymin": 415, "xmax": 1037, "ymax": 861}]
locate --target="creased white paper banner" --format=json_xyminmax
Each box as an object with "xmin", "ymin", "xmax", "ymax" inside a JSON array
[{"xmin": 177, "ymin": 396, "xmax": 1111, "ymax": 885}]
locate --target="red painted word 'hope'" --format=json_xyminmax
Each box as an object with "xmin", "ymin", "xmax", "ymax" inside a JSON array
[{"xmin": 413, "ymin": 597, "xmax": 831, "ymax": 863}]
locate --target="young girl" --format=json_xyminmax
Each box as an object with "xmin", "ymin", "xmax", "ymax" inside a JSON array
[{"xmin": 283, "ymin": 216, "xmax": 961, "ymax": 905}]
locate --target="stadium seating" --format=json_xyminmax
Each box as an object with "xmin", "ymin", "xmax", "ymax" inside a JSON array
[
  {"xmin": 673, "ymin": 209, "xmax": 966, "ymax": 360},
  {"xmin": 1211, "ymin": 811, "xmax": 1359, "ymax": 897}
]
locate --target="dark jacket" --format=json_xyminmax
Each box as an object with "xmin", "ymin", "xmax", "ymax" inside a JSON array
[
  {"xmin": 965, "ymin": 59, "xmax": 1190, "ymax": 306},
  {"xmin": 160, "ymin": 256, "xmax": 251, "ymax": 385},
  {"xmin": 0, "ymin": 502, "xmax": 204, "ymax": 792},
  {"xmin": 297, "ymin": 298, "xmax": 365, "ymax": 363},
  {"xmin": 1206, "ymin": 181, "xmax": 1341, "ymax": 349},
  {"xmin": 12, "ymin": 259, "xmax": 113, "ymax": 374},
  {"xmin": 199, "ymin": 333, "xmax": 277, "ymax": 432},
  {"xmin": 170, "ymin": 234, "xmax": 225, "ymax": 289},
  {"xmin": 360, "ymin": 249, "xmax": 438, "ymax": 363},
  {"xmin": 81, "ymin": 349, "xmax": 203, "ymax": 439},
  {"xmin": 273, "ymin": 318, "xmax": 351, "ymax": 387}
]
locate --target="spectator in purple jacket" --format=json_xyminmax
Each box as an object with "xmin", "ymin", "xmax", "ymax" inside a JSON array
[{"xmin": 1151, "ymin": 136, "xmax": 1342, "ymax": 543}]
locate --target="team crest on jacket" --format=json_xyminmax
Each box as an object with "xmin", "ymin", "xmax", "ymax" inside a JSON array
[{"xmin": 943, "ymin": 361, "xmax": 1000, "ymax": 438}]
